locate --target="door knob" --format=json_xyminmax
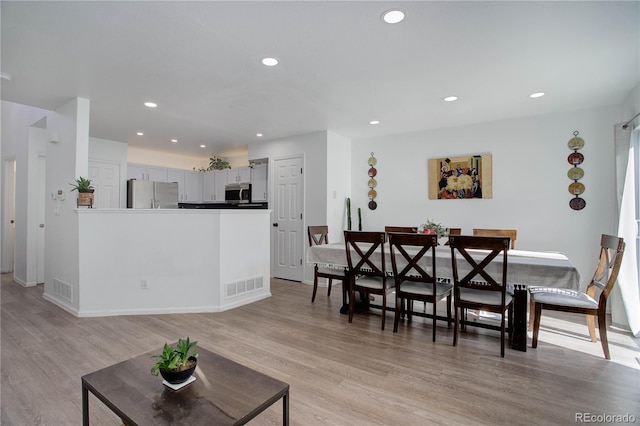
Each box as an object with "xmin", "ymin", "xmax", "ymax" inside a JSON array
[{"xmin": 272, "ymin": 223, "xmax": 279, "ymax": 227}]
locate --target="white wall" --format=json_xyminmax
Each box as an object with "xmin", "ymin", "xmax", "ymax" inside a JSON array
[
  {"xmin": 327, "ymin": 131, "xmax": 351, "ymax": 240},
  {"xmin": 127, "ymin": 145, "xmax": 249, "ymax": 170},
  {"xmin": 350, "ymin": 105, "xmax": 622, "ymax": 287},
  {"xmin": 127, "ymin": 145, "xmax": 210, "ymax": 170},
  {"xmin": 248, "ymin": 131, "xmax": 331, "ymax": 283},
  {"xmin": 0, "ymin": 101, "xmax": 50, "ymax": 279},
  {"xmin": 43, "ymin": 98, "xmax": 90, "ymax": 312}
]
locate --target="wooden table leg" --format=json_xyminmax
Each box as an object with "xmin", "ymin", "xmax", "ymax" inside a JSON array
[
  {"xmin": 283, "ymin": 389, "xmax": 289, "ymax": 426},
  {"xmin": 82, "ymin": 384, "xmax": 89, "ymax": 426},
  {"xmin": 511, "ymin": 284, "xmax": 527, "ymax": 351}
]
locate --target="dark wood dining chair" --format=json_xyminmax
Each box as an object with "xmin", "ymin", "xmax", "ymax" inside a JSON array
[
  {"xmin": 530, "ymin": 234, "xmax": 625, "ymax": 359},
  {"xmin": 472, "ymin": 228, "xmax": 517, "ymax": 249},
  {"xmin": 384, "ymin": 226, "xmax": 417, "ymax": 234},
  {"xmin": 344, "ymin": 231, "xmax": 392, "ymax": 330},
  {"xmin": 389, "ymin": 232, "xmax": 452, "ymax": 341},
  {"xmin": 449, "ymin": 235, "xmax": 513, "ymax": 357},
  {"xmin": 444, "ymin": 228, "xmax": 461, "ymax": 245},
  {"xmin": 308, "ymin": 225, "xmax": 347, "ymax": 303}
]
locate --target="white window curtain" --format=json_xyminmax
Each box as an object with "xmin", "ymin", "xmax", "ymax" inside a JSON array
[{"xmin": 615, "ymin": 123, "xmax": 640, "ymax": 337}]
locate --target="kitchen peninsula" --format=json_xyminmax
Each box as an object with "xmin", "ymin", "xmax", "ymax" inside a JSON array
[{"xmin": 44, "ymin": 208, "xmax": 271, "ymax": 317}]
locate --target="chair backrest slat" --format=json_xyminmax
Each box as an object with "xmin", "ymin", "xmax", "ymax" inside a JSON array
[
  {"xmin": 472, "ymin": 228, "xmax": 517, "ymax": 249},
  {"xmin": 385, "ymin": 226, "xmax": 417, "ymax": 234},
  {"xmin": 308, "ymin": 225, "xmax": 329, "ymax": 247},
  {"xmin": 590, "ymin": 234, "xmax": 625, "ymax": 303},
  {"xmin": 449, "ymin": 235, "xmax": 510, "ymax": 292},
  {"xmin": 344, "ymin": 231, "xmax": 386, "ymax": 277},
  {"xmin": 388, "ymin": 233, "xmax": 438, "ymax": 284}
]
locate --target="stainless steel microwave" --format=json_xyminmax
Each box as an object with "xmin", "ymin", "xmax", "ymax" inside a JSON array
[{"xmin": 225, "ymin": 183, "xmax": 251, "ymax": 204}]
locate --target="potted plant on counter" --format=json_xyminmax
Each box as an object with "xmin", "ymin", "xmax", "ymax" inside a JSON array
[
  {"xmin": 151, "ymin": 337, "xmax": 199, "ymax": 385},
  {"xmin": 70, "ymin": 176, "xmax": 94, "ymax": 208}
]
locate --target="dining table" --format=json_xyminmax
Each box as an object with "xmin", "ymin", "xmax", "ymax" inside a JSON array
[{"xmin": 307, "ymin": 242, "xmax": 581, "ymax": 351}]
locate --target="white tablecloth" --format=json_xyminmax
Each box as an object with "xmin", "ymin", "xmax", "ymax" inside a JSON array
[{"xmin": 307, "ymin": 243, "xmax": 581, "ymax": 290}]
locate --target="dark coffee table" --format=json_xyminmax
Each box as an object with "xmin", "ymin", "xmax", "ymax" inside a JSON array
[{"xmin": 81, "ymin": 345, "xmax": 289, "ymax": 425}]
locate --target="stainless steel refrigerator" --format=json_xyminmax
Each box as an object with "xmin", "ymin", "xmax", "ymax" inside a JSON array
[{"xmin": 127, "ymin": 180, "xmax": 179, "ymax": 209}]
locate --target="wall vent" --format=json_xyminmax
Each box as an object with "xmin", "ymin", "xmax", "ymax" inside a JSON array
[
  {"xmin": 225, "ymin": 276, "xmax": 264, "ymax": 299},
  {"xmin": 53, "ymin": 278, "xmax": 73, "ymax": 303}
]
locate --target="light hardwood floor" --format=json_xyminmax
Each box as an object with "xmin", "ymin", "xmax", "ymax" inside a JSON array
[{"xmin": 1, "ymin": 273, "xmax": 639, "ymax": 425}]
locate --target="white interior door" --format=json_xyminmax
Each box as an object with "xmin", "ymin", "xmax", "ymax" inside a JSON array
[
  {"xmin": 1, "ymin": 158, "xmax": 16, "ymax": 273},
  {"xmin": 273, "ymin": 156, "xmax": 304, "ymax": 281},
  {"xmin": 37, "ymin": 155, "xmax": 46, "ymax": 283},
  {"xmin": 89, "ymin": 160, "xmax": 121, "ymax": 208}
]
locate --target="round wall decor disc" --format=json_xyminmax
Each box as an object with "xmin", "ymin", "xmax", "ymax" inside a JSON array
[
  {"xmin": 567, "ymin": 167, "xmax": 584, "ymax": 180},
  {"xmin": 367, "ymin": 189, "xmax": 377, "ymax": 199},
  {"xmin": 568, "ymin": 182, "xmax": 585, "ymax": 195},
  {"xmin": 368, "ymin": 167, "xmax": 377, "ymax": 177},
  {"xmin": 368, "ymin": 157, "xmax": 377, "ymax": 166},
  {"xmin": 368, "ymin": 200, "xmax": 377, "ymax": 210},
  {"xmin": 567, "ymin": 152, "xmax": 584, "ymax": 165},
  {"xmin": 569, "ymin": 197, "xmax": 586, "ymax": 210},
  {"xmin": 567, "ymin": 137, "xmax": 585, "ymax": 150},
  {"xmin": 367, "ymin": 178, "xmax": 377, "ymax": 188}
]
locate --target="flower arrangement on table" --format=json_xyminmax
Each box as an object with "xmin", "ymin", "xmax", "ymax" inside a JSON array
[{"xmin": 417, "ymin": 219, "xmax": 449, "ymax": 239}]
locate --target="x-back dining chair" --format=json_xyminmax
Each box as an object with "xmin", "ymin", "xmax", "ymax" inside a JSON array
[
  {"xmin": 389, "ymin": 232, "xmax": 452, "ymax": 341},
  {"xmin": 344, "ymin": 231, "xmax": 393, "ymax": 330},
  {"xmin": 530, "ymin": 234, "xmax": 625, "ymax": 359},
  {"xmin": 308, "ymin": 225, "xmax": 347, "ymax": 303},
  {"xmin": 472, "ymin": 228, "xmax": 517, "ymax": 249},
  {"xmin": 444, "ymin": 228, "xmax": 462, "ymax": 246},
  {"xmin": 449, "ymin": 235, "xmax": 513, "ymax": 357}
]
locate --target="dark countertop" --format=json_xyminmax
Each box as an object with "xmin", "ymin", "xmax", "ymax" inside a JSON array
[{"xmin": 179, "ymin": 202, "xmax": 268, "ymax": 210}]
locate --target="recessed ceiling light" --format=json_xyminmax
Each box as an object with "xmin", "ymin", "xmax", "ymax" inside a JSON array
[
  {"xmin": 171, "ymin": 139, "xmax": 178, "ymax": 143},
  {"xmin": 0, "ymin": 72, "xmax": 12, "ymax": 81},
  {"xmin": 443, "ymin": 96, "xmax": 458, "ymax": 102},
  {"xmin": 136, "ymin": 132, "xmax": 144, "ymax": 136},
  {"xmin": 530, "ymin": 92, "xmax": 545, "ymax": 98},
  {"xmin": 256, "ymin": 133, "xmax": 263, "ymax": 137},
  {"xmin": 382, "ymin": 9, "xmax": 405, "ymax": 24},
  {"xmin": 144, "ymin": 101, "xmax": 158, "ymax": 108},
  {"xmin": 261, "ymin": 57, "xmax": 279, "ymax": 67},
  {"xmin": 369, "ymin": 120, "xmax": 381, "ymax": 125},
  {"xmin": 200, "ymin": 145, "xmax": 206, "ymax": 148}
]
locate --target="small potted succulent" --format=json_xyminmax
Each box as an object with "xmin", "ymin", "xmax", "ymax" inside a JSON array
[
  {"xmin": 151, "ymin": 337, "xmax": 199, "ymax": 385},
  {"xmin": 69, "ymin": 176, "xmax": 94, "ymax": 207}
]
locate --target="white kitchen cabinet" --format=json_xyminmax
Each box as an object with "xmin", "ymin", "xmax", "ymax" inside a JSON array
[
  {"xmin": 214, "ymin": 170, "xmax": 227, "ymax": 202},
  {"xmin": 167, "ymin": 168, "xmax": 202, "ymax": 202},
  {"xmin": 127, "ymin": 163, "xmax": 168, "ymax": 182},
  {"xmin": 202, "ymin": 172, "xmax": 216, "ymax": 202},
  {"xmin": 167, "ymin": 168, "xmax": 185, "ymax": 200},
  {"xmin": 251, "ymin": 164, "xmax": 268, "ymax": 202},
  {"xmin": 184, "ymin": 170, "xmax": 203, "ymax": 202},
  {"xmin": 226, "ymin": 167, "xmax": 251, "ymax": 184}
]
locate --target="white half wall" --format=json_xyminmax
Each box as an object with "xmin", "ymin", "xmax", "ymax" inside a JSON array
[{"xmin": 49, "ymin": 209, "xmax": 271, "ymax": 317}]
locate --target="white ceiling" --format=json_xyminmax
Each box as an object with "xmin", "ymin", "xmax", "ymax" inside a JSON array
[{"xmin": 2, "ymin": 1, "xmax": 638, "ymax": 158}]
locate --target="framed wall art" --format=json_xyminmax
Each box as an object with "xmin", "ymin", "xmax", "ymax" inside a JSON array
[{"xmin": 428, "ymin": 154, "xmax": 492, "ymax": 199}]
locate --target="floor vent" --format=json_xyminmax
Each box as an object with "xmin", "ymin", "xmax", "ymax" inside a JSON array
[
  {"xmin": 53, "ymin": 278, "xmax": 73, "ymax": 303},
  {"xmin": 225, "ymin": 276, "xmax": 264, "ymax": 299}
]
